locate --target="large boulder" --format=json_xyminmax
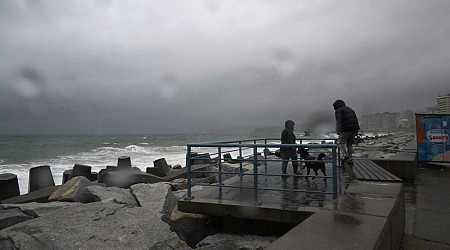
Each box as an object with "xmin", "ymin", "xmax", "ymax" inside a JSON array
[
  {"xmin": 170, "ymin": 178, "xmax": 188, "ymax": 191},
  {"xmin": 130, "ymin": 183, "xmax": 217, "ymax": 248},
  {"xmin": 169, "ymin": 190, "xmax": 218, "ymax": 247},
  {"xmin": 48, "ymin": 176, "xmax": 96, "ymax": 202},
  {"xmin": 0, "ymin": 183, "xmax": 189, "ymax": 249},
  {"xmin": 0, "ymin": 200, "xmax": 187, "ymax": 249},
  {"xmin": 0, "ymin": 208, "xmax": 34, "ymax": 230},
  {"xmin": 1, "ymin": 202, "xmax": 79, "ymax": 218},
  {"xmin": 0, "ymin": 186, "xmax": 59, "ymax": 204},
  {"xmin": 130, "ymin": 183, "xmax": 176, "ymax": 223},
  {"xmin": 81, "ymin": 185, "xmax": 137, "ymax": 206},
  {"xmin": 170, "ymin": 204, "xmax": 217, "ymax": 248}
]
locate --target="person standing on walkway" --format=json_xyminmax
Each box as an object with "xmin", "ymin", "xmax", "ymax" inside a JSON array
[
  {"xmin": 333, "ymin": 99, "xmax": 360, "ymax": 164},
  {"xmin": 281, "ymin": 120, "xmax": 299, "ymax": 174}
]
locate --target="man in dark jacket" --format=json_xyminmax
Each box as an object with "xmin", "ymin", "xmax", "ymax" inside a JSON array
[
  {"xmin": 333, "ymin": 99, "xmax": 360, "ymax": 164},
  {"xmin": 281, "ymin": 120, "xmax": 299, "ymax": 174}
]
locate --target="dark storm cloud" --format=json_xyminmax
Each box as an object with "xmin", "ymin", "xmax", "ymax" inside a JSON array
[{"xmin": 1, "ymin": 1, "xmax": 450, "ymax": 134}]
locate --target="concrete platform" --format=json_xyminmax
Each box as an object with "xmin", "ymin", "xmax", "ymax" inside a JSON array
[
  {"xmin": 178, "ymin": 159, "xmax": 348, "ymax": 224},
  {"xmin": 406, "ymin": 165, "xmax": 450, "ymax": 247},
  {"xmin": 178, "ymin": 156, "xmax": 407, "ymax": 249},
  {"xmin": 179, "ymin": 138, "xmax": 450, "ymax": 249},
  {"xmin": 267, "ymin": 180, "xmax": 405, "ymax": 250},
  {"xmin": 266, "ymin": 210, "xmax": 391, "ymax": 250}
]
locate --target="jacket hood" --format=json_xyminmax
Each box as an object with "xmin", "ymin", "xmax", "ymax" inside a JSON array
[
  {"xmin": 285, "ymin": 120, "xmax": 295, "ymax": 129},
  {"xmin": 333, "ymin": 99, "xmax": 346, "ymax": 110}
]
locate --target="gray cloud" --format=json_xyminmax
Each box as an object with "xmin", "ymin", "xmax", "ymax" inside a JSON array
[{"xmin": 1, "ymin": 1, "xmax": 450, "ymax": 134}]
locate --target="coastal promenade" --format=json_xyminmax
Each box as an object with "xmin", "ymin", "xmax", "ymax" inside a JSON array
[
  {"xmin": 402, "ymin": 162, "xmax": 450, "ymax": 249},
  {"xmin": 180, "ymin": 155, "xmax": 406, "ymax": 248},
  {"xmin": 179, "ymin": 135, "xmax": 450, "ymax": 249},
  {"xmin": 392, "ymin": 140, "xmax": 450, "ymax": 249},
  {"xmin": 265, "ymin": 140, "xmax": 450, "ymax": 249},
  {"xmin": 179, "ymin": 159, "xmax": 344, "ymax": 224}
]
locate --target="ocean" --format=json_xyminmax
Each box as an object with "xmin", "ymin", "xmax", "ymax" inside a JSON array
[{"xmin": 0, "ymin": 133, "xmax": 257, "ymax": 195}]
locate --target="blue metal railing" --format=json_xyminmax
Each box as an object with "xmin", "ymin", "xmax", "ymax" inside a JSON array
[{"xmin": 184, "ymin": 138, "xmax": 341, "ymax": 205}]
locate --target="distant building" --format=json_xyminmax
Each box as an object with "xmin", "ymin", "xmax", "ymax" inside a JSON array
[
  {"xmin": 360, "ymin": 90, "xmax": 450, "ymax": 131},
  {"xmin": 423, "ymin": 106, "xmax": 438, "ymax": 114},
  {"xmin": 398, "ymin": 109, "xmax": 415, "ymax": 130},
  {"xmin": 360, "ymin": 110, "xmax": 415, "ymax": 132},
  {"xmin": 437, "ymin": 90, "xmax": 450, "ymax": 114}
]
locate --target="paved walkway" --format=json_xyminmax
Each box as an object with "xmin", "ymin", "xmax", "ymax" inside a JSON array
[
  {"xmin": 402, "ymin": 163, "xmax": 450, "ymax": 250},
  {"xmin": 179, "ymin": 157, "xmax": 352, "ymax": 224}
]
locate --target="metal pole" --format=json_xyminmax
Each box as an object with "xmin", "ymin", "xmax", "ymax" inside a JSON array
[
  {"xmin": 185, "ymin": 146, "xmax": 194, "ymax": 200},
  {"xmin": 337, "ymin": 144, "xmax": 342, "ymax": 193},
  {"xmin": 239, "ymin": 142, "xmax": 243, "ymax": 177},
  {"xmin": 332, "ymin": 146, "xmax": 338, "ymax": 200},
  {"xmin": 253, "ymin": 146, "xmax": 261, "ymax": 205},
  {"xmin": 263, "ymin": 139, "xmax": 268, "ymax": 173},
  {"xmin": 218, "ymin": 147, "xmax": 223, "ymax": 199}
]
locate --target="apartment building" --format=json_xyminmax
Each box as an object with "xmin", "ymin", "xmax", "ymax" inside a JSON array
[
  {"xmin": 437, "ymin": 91, "xmax": 450, "ymax": 114},
  {"xmin": 360, "ymin": 110, "xmax": 415, "ymax": 132},
  {"xmin": 359, "ymin": 90, "xmax": 450, "ymax": 132}
]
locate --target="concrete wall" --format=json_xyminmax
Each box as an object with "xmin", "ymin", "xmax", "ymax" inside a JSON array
[{"xmin": 266, "ymin": 180, "xmax": 405, "ymax": 250}]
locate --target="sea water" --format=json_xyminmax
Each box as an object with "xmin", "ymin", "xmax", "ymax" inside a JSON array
[{"xmin": 0, "ymin": 133, "xmax": 255, "ymax": 195}]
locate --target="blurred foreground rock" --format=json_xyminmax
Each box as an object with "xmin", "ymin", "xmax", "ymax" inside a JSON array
[
  {"xmin": 0, "ymin": 180, "xmax": 273, "ymax": 250},
  {"xmin": 0, "ymin": 182, "xmax": 187, "ymax": 249}
]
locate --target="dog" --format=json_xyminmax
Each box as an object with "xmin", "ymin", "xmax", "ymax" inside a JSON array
[{"xmin": 297, "ymin": 148, "xmax": 327, "ymax": 181}]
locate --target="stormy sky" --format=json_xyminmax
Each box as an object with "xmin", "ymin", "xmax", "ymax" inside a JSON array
[{"xmin": 1, "ymin": 1, "xmax": 449, "ymax": 134}]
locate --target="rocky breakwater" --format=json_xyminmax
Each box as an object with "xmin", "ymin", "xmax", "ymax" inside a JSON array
[
  {"xmin": 0, "ymin": 160, "xmax": 275, "ymax": 249},
  {"xmin": 352, "ymin": 132, "xmax": 416, "ymax": 159},
  {"xmin": 0, "ymin": 179, "xmax": 185, "ymax": 249}
]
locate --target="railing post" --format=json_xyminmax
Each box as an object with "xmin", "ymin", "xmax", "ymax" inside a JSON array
[
  {"xmin": 253, "ymin": 146, "xmax": 261, "ymax": 205},
  {"xmin": 336, "ymin": 140, "xmax": 342, "ymax": 188},
  {"xmin": 263, "ymin": 139, "xmax": 268, "ymax": 173},
  {"xmin": 185, "ymin": 146, "xmax": 194, "ymax": 200},
  {"xmin": 239, "ymin": 142, "xmax": 243, "ymax": 177},
  {"xmin": 217, "ymin": 147, "xmax": 223, "ymax": 199},
  {"xmin": 332, "ymin": 146, "xmax": 338, "ymax": 200}
]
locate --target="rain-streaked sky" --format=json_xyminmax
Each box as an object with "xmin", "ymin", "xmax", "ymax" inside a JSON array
[{"xmin": 1, "ymin": 1, "xmax": 450, "ymax": 134}]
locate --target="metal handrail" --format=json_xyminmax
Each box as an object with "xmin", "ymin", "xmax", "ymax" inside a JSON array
[{"xmin": 184, "ymin": 138, "xmax": 340, "ymax": 205}]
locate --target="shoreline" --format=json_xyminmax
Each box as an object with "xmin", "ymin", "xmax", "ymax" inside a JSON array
[
  {"xmin": 3, "ymin": 132, "xmax": 449, "ymax": 249},
  {"xmin": 2, "ymin": 132, "xmax": 417, "ymax": 196}
]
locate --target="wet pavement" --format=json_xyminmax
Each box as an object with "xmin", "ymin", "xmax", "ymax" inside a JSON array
[
  {"xmin": 402, "ymin": 163, "xmax": 450, "ymax": 250},
  {"xmin": 209, "ymin": 158, "xmax": 350, "ymax": 207},
  {"xmin": 181, "ymin": 152, "xmax": 450, "ymax": 249},
  {"xmin": 179, "ymin": 158, "xmax": 353, "ymax": 223}
]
